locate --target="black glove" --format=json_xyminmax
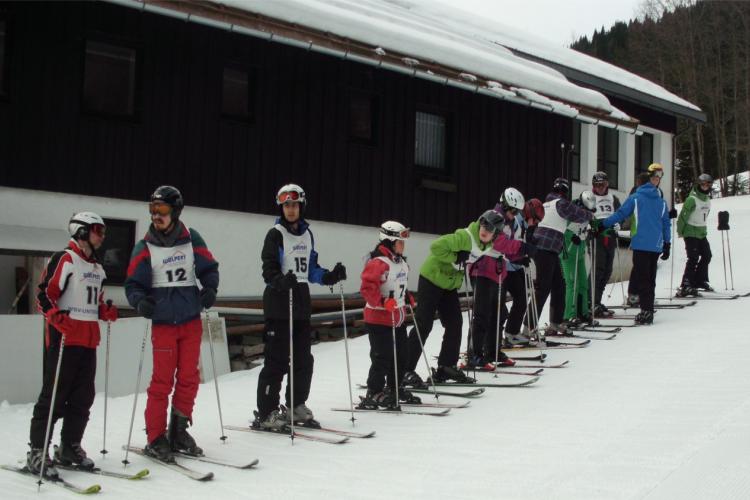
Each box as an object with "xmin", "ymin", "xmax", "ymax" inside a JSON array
[
  {"xmin": 660, "ymin": 242, "xmax": 671, "ymax": 261},
  {"xmin": 588, "ymin": 221, "xmax": 602, "ymax": 238},
  {"xmin": 514, "ymin": 256, "xmax": 531, "ymax": 267},
  {"xmin": 571, "ymin": 235, "xmax": 582, "ymax": 245},
  {"xmin": 718, "ymin": 211, "xmax": 730, "ymax": 231},
  {"xmin": 322, "ymin": 262, "xmax": 347, "ymax": 285},
  {"xmin": 669, "ymin": 207, "xmax": 678, "ymax": 219},
  {"xmin": 520, "ymin": 241, "xmax": 537, "ymax": 258},
  {"xmin": 278, "ymin": 271, "xmax": 298, "ymax": 291},
  {"xmin": 200, "ymin": 287, "xmax": 217, "ymax": 309},
  {"xmin": 455, "ymin": 250, "xmax": 470, "ymax": 265},
  {"xmin": 137, "ymin": 297, "xmax": 156, "ymax": 319}
]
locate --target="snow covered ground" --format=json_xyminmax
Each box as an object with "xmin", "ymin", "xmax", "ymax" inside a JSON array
[{"xmin": 1, "ymin": 195, "xmax": 749, "ymax": 499}]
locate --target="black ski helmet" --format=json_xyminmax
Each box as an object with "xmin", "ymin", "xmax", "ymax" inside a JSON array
[
  {"xmin": 552, "ymin": 177, "xmax": 570, "ymax": 195},
  {"xmin": 150, "ymin": 185, "xmax": 184, "ymax": 219},
  {"xmin": 592, "ymin": 171, "xmax": 608, "ymax": 185},
  {"xmin": 478, "ymin": 209, "xmax": 504, "ymax": 237}
]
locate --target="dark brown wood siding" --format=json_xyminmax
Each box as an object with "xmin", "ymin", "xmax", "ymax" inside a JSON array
[{"xmin": 0, "ymin": 1, "xmax": 573, "ymax": 234}]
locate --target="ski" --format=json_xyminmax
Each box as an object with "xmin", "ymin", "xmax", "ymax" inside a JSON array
[
  {"xmin": 608, "ymin": 301, "xmax": 694, "ymax": 310},
  {"xmin": 173, "ymin": 452, "xmax": 259, "ymax": 469},
  {"xmin": 224, "ymin": 425, "xmax": 350, "ymax": 444},
  {"xmin": 510, "ymin": 360, "xmax": 570, "ymax": 369},
  {"xmin": 430, "ymin": 376, "xmax": 540, "ymax": 388},
  {"xmin": 551, "ymin": 328, "xmax": 619, "ymax": 337},
  {"xmin": 1, "ymin": 464, "xmax": 102, "ymax": 494},
  {"xmin": 122, "ymin": 446, "xmax": 214, "ymax": 481},
  {"xmin": 407, "ymin": 387, "xmax": 486, "ymax": 398},
  {"xmin": 298, "ymin": 426, "xmax": 376, "ymax": 439},
  {"xmin": 56, "ymin": 463, "xmax": 149, "ymax": 480},
  {"xmin": 458, "ymin": 364, "xmax": 544, "ymax": 376},
  {"xmin": 507, "ymin": 342, "xmax": 590, "ymax": 350},
  {"xmin": 331, "ymin": 407, "xmax": 451, "ymax": 416},
  {"xmin": 512, "ymin": 353, "xmax": 547, "ymax": 361},
  {"xmin": 400, "ymin": 400, "xmax": 470, "ymax": 409},
  {"xmin": 660, "ymin": 294, "xmax": 739, "ymax": 301}
]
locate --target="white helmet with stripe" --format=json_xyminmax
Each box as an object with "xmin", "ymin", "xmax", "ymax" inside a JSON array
[
  {"xmin": 68, "ymin": 211, "xmax": 105, "ymax": 240},
  {"xmin": 379, "ymin": 221, "xmax": 410, "ymax": 241}
]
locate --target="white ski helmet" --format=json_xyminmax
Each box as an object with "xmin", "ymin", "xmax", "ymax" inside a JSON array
[
  {"xmin": 379, "ymin": 221, "xmax": 410, "ymax": 241},
  {"xmin": 499, "ymin": 187, "xmax": 525, "ymax": 211},
  {"xmin": 579, "ymin": 191, "xmax": 596, "ymax": 211},
  {"xmin": 68, "ymin": 211, "xmax": 105, "ymax": 240},
  {"xmin": 276, "ymin": 183, "xmax": 306, "ymax": 206}
]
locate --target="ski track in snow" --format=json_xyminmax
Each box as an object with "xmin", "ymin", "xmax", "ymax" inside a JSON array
[{"xmin": 1, "ymin": 196, "xmax": 749, "ymax": 499}]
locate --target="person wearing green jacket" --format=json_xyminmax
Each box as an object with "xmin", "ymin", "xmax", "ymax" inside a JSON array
[
  {"xmin": 560, "ymin": 191, "xmax": 597, "ymax": 327},
  {"xmin": 402, "ymin": 211, "xmax": 515, "ymax": 386},
  {"xmin": 676, "ymin": 173, "xmax": 714, "ymax": 296}
]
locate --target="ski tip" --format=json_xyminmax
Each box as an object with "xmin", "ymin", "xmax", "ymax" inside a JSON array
[
  {"xmin": 131, "ymin": 469, "xmax": 150, "ymax": 479},
  {"xmin": 199, "ymin": 472, "xmax": 215, "ymax": 481},
  {"xmin": 84, "ymin": 484, "xmax": 102, "ymax": 494}
]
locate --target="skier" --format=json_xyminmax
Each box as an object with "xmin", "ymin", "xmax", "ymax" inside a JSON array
[
  {"xmin": 402, "ymin": 209, "xmax": 531, "ymax": 388},
  {"xmin": 624, "ymin": 172, "xmax": 651, "ymax": 307},
  {"xmin": 559, "ymin": 191, "xmax": 597, "ymax": 328},
  {"xmin": 253, "ymin": 184, "xmax": 346, "ymax": 430},
  {"xmin": 596, "ymin": 168, "xmax": 671, "ymax": 324},
  {"xmin": 522, "ymin": 198, "xmax": 545, "ymax": 240},
  {"xmin": 527, "ymin": 178, "xmax": 594, "ymax": 335},
  {"xmin": 590, "ymin": 172, "xmax": 621, "ymax": 318},
  {"xmin": 125, "ymin": 186, "xmax": 220, "ymax": 462},
  {"xmin": 28, "ymin": 212, "xmax": 118, "ymax": 476},
  {"xmin": 676, "ymin": 173, "xmax": 714, "ymax": 296},
  {"xmin": 357, "ymin": 221, "xmax": 421, "ymax": 409},
  {"xmin": 464, "ymin": 188, "xmax": 530, "ymax": 367}
]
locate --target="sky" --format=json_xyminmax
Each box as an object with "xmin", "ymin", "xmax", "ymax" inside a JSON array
[{"xmin": 437, "ymin": 0, "xmax": 644, "ymax": 46}]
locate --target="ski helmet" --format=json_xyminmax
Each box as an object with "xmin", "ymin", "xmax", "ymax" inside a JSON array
[
  {"xmin": 579, "ymin": 191, "xmax": 596, "ymax": 211},
  {"xmin": 647, "ymin": 163, "xmax": 664, "ymax": 178},
  {"xmin": 698, "ymin": 173, "xmax": 713, "ymax": 184},
  {"xmin": 478, "ymin": 210, "xmax": 504, "ymax": 236},
  {"xmin": 150, "ymin": 185, "xmax": 184, "ymax": 219},
  {"xmin": 276, "ymin": 184, "xmax": 306, "ymax": 206},
  {"xmin": 379, "ymin": 221, "xmax": 410, "ymax": 242},
  {"xmin": 523, "ymin": 198, "xmax": 545, "ymax": 223},
  {"xmin": 592, "ymin": 171, "xmax": 608, "ymax": 185},
  {"xmin": 499, "ymin": 187, "xmax": 525, "ymax": 212},
  {"xmin": 552, "ymin": 177, "xmax": 570, "ymax": 195},
  {"xmin": 68, "ymin": 211, "xmax": 105, "ymax": 241}
]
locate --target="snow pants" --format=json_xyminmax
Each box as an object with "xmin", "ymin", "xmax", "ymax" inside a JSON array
[
  {"xmin": 469, "ymin": 276, "xmax": 499, "ymax": 359},
  {"xmin": 365, "ymin": 323, "xmax": 407, "ymax": 393},
  {"xmin": 632, "ymin": 250, "xmax": 660, "ymax": 312},
  {"xmin": 529, "ymin": 249, "xmax": 565, "ymax": 327},
  {"xmin": 145, "ymin": 318, "xmax": 201, "ymax": 443},
  {"xmin": 681, "ymin": 236, "xmax": 711, "ymax": 287},
  {"xmin": 560, "ymin": 232, "xmax": 589, "ymax": 321},
  {"xmin": 256, "ymin": 319, "xmax": 313, "ymax": 419},
  {"xmin": 499, "ymin": 269, "xmax": 527, "ymax": 336}
]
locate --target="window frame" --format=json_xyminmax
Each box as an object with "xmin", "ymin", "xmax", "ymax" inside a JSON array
[
  {"xmin": 81, "ymin": 38, "xmax": 142, "ymax": 121},
  {"xmin": 597, "ymin": 127, "xmax": 620, "ymax": 189},
  {"xmin": 635, "ymin": 132, "xmax": 654, "ymax": 178},
  {"xmin": 347, "ymin": 89, "xmax": 380, "ymax": 147},
  {"xmin": 221, "ymin": 64, "xmax": 258, "ymax": 124},
  {"xmin": 414, "ymin": 107, "xmax": 452, "ymax": 178},
  {"xmin": 569, "ymin": 121, "xmax": 581, "ymax": 182},
  {"xmin": 98, "ymin": 218, "xmax": 136, "ymax": 286}
]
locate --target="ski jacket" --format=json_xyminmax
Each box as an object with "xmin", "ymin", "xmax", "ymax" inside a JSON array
[
  {"xmin": 37, "ymin": 240, "xmax": 109, "ymax": 349},
  {"xmin": 602, "ymin": 183, "xmax": 671, "ymax": 253},
  {"xmin": 504, "ymin": 213, "xmax": 529, "ymax": 273},
  {"xmin": 468, "ymin": 206, "xmax": 525, "ymax": 282},
  {"xmin": 533, "ymin": 193, "xmax": 594, "ymax": 254},
  {"xmin": 677, "ymin": 187, "xmax": 710, "ymax": 239},
  {"xmin": 125, "ymin": 222, "xmax": 219, "ymax": 325},
  {"xmin": 261, "ymin": 217, "xmax": 329, "ymax": 320},
  {"xmin": 360, "ymin": 245, "xmax": 409, "ymax": 327}
]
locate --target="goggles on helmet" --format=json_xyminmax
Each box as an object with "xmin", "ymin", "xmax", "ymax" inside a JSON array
[
  {"xmin": 90, "ymin": 224, "xmax": 106, "ymax": 237},
  {"xmin": 381, "ymin": 227, "xmax": 410, "ymax": 239},
  {"xmin": 277, "ymin": 191, "xmax": 302, "ymax": 204}
]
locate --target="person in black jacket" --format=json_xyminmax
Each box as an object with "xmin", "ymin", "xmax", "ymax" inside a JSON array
[{"xmin": 253, "ymin": 184, "xmax": 346, "ymax": 431}]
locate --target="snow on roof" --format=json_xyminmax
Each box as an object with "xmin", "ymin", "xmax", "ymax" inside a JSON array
[{"xmin": 211, "ymin": 0, "xmax": 633, "ymax": 121}]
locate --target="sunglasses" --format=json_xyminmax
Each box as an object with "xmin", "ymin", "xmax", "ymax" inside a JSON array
[
  {"xmin": 149, "ymin": 202, "xmax": 172, "ymax": 216},
  {"xmin": 277, "ymin": 191, "xmax": 302, "ymax": 204},
  {"xmin": 382, "ymin": 228, "xmax": 410, "ymax": 239},
  {"xmin": 90, "ymin": 224, "xmax": 106, "ymax": 237}
]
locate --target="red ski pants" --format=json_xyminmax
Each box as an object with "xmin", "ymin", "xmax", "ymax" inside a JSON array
[{"xmin": 144, "ymin": 318, "xmax": 202, "ymax": 443}]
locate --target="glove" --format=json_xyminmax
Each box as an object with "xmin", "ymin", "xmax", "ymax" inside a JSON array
[
  {"xmin": 669, "ymin": 207, "xmax": 678, "ymax": 219},
  {"xmin": 332, "ymin": 262, "xmax": 347, "ymax": 281},
  {"xmin": 278, "ymin": 271, "xmax": 298, "ymax": 291},
  {"xmin": 99, "ymin": 300, "xmax": 118, "ymax": 322},
  {"xmin": 200, "ymin": 287, "xmax": 217, "ymax": 309},
  {"xmin": 613, "ymin": 223, "xmax": 621, "ymax": 232},
  {"xmin": 718, "ymin": 211, "xmax": 730, "ymax": 231},
  {"xmin": 571, "ymin": 235, "xmax": 582, "ymax": 245},
  {"xmin": 455, "ymin": 250, "xmax": 470, "ymax": 265},
  {"xmin": 383, "ymin": 297, "xmax": 398, "ymax": 312},
  {"xmin": 137, "ymin": 297, "xmax": 156, "ymax": 319},
  {"xmin": 660, "ymin": 242, "xmax": 671, "ymax": 261},
  {"xmin": 514, "ymin": 256, "xmax": 531, "ymax": 267},
  {"xmin": 407, "ymin": 291, "xmax": 416, "ymax": 308},
  {"xmin": 47, "ymin": 307, "xmax": 74, "ymax": 334},
  {"xmin": 520, "ymin": 241, "xmax": 537, "ymax": 258}
]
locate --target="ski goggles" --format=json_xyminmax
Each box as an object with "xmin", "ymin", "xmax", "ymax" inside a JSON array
[
  {"xmin": 277, "ymin": 191, "xmax": 303, "ymax": 204},
  {"xmin": 649, "ymin": 170, "xmax": 664, "ymax": 179},
  {"xmin": 500, "ymin": 203, "xmax": 519, "ymax": 215},
  {"xmin": 149, "ymin": 202, "xmax": 172, "ymax": 216},
  {"xmin": 90, "ymin": 224, "xmax": 106, "ymax": 237},
  {"xmin": 381, "ymin": 227, "xmax": 410, "ymax": 239}
]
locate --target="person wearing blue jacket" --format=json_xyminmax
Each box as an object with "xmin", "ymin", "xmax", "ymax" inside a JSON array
[{"xmin": 597, "ymin": 170, "xmax": 671, "ymax": 324}]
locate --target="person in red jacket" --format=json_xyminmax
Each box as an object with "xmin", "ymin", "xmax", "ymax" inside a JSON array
[
  {"xmin": 27, "ymin": 212, "xmax": 118, "ymax": 477},
  {"xmin": 357, "ymin": 221, "xmax": 422, "ymax": 409}
]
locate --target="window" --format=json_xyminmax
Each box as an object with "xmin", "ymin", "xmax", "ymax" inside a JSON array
[
  {"xmin": 83, "ymin": 40, "xmax": 138, "ymax": 117},
  {"xmin": 635, "ymin": 132, "xmax": 654, "ymax": 177},
  {"xmin": 222, "ymin": 66, "xmax": 256, "ymax": 122},
  {"xmin": 98, "ymin": 218, "xmax": 136, "ymax": 286},
  {"xmin": 569, "ymin": 121, "xmax": 581, "ymax": 181},
  {"xmin": 597, "ymin": 127, "xmax": 619, "ymax": 189},
  {"xmin": 415, "ymin": 111, "xmax": 447, "ymax": 171},
  {"xmin": 0, "ymin": 19, "xmax": 7, "ymax": 97},
  {"xmin": 348, "ymin": 92, "xmax": 379, "ymax": 145}
]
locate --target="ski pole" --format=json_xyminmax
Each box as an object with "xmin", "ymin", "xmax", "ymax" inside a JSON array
[
  {"xmin": 590, "ymin": 237, "xmax": 596, "ymax": 323},
  {"xmin": 721, "ymin": 231, "xmax": 728, "ymax": 290},
  {"xmin": 288, "ymin": 288, "xmax": 295, "ymax": 444},
  {"xmin": 612, "ymin": 233, "xmax": 626, "ymax": 303},
  {"xmin": 727, "ymin": 231, "xmax": 734, "ymax": 290},
  {"xmin": 494, "ymin": 271, "xmax": 502, "ymax": 370},
  {"xmin": 123, "ymin": 321, "xmax": 149, "ymax": 467},
  {"xmin": 204, "ymin": 310, "xmax": 227, "ymax": 442},
  {"xmin": 335, "ymin": 283, "xmax": 356, "ymax": 425},
  {"xmin": 572, "ymin": 239, "xmax": 580, "ymax": 321},
  {"xmin": 669, "ymin": 220, "xmax": 676, "ymax": 301},
  {"xmin": 38, "ymin": 332, "xmax": 66, "ymax": 490},
  {"xmin": 528, "ymin": 265, "xmax": 544, "ymax": 346},
  {"xmin": 390, "ymin": 308, "xmax": 401, "ymax": 410},
  {"xmin": 463, "ymin": 265, "xmax": 474, "ymax": 360},
  {"xmin": 101, "ymin": 301, "xmax": 112, "ymax": 457},
  {"xmin": 406, "ymin": 303, "xmax": 440, "ymax": 401}
]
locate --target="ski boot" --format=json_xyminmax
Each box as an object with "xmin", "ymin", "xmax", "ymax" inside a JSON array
[
  {"xmin": 168, "ymin": 407, "xmax": 203, "ymax": 456},
  {"xmin": 251, "ymin": 408, "xmax": 289, "ymax": 432},
  {"xmin": 634, "ymin": 310, "xmax": 654, "ymax": 325},
  {"xmin": 54, "ymin": 442, "xmax": 95, "ymax": 470},
  {"xmin": 626, "ymin": 294, "xmax": 640, "ymax": 307},
  {"xmin": 561, "ymin": 317, "xmax": 583, "ymax": 329},
  {"xmin": 357, "ymin": 390, "xmax": 397, "ymax": 410},
  {"xmin": 696, "ymin": 282, "xmax": 714, "ymax": 292},
  {"xmin": 580, "ymin": 314, "xmax": 599, "ymax": 327},
  {"xmin": 675, "ymin": 285, "xmax": 700, "ymax": 298},
  {"xmin": 402, "ymin": 370, "xmax": 427, "ymax": 389},
  {"xmin": 430, "ymin": 366, "xmax": 476, "ymax": 384},
  {"xmin": 397, "ymin": 388, "xmax": 422, "ymax": 405},
  {"xmin": 593, "ymin": 304, "xmax": 615, "ymax": 318},
  {"xmin": 26, "ymin": 446, "xmax": 59, "ymax": 478},
  {"xmin": 288, "ymin": 403, "xmax": 321, "ymax": 429},
  {"xmin": 504, "ymin": 332, "xmax": 531, "ymax": 347},
  {"xmin": 546, "ymin": 322, "xmax": 571, "ymax": 336},
  {"xmin": 494, "ymin": 349, "xmax": 516, "ymax": 367},
  {"xmin": 144, "ymin": 434, "xmax": 175, "ymax": 463},
  {"xmin": 459, "ymin": 354, "xmax": 495, "ymax": 372}
]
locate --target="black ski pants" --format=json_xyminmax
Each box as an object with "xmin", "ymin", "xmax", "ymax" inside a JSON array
[
  {"xmin": 470, "ymin": 276, "xmax": 499, "ymax": 359},
  {"xmin": 256, "ymin": 319, "xmax": 314, "ymax": 418},
  {"xmin": 627, "ymin": 248, "xmax": 640, "ymax": 298},
  {"xmin": 500, "ymin": 269, "xmax": 528, "ymax": 336},
  {"xmin": 632, "ymin": 250, "xmax": 660, "ymax": 312},
  {"xmin": 365, "ymin": 323, "xmax": 407, "ymax": 393},
  {"xmin": 529, "ymin": 249, "xmax": 564, "ymax": 327},
  {"xmin": 406, "ymin": 275, "xmax": 463, "ymax": 372},
  {"xmin": 594, "ymin": 235, "xmax": 617, "ymax": 306},
  {"xmin": 29, "ymin": 336, "xmax": 96, "ymax": 448},
  {"xmin": 681, "ymin": 237, "xmax": 711, "ymax": 287}
]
